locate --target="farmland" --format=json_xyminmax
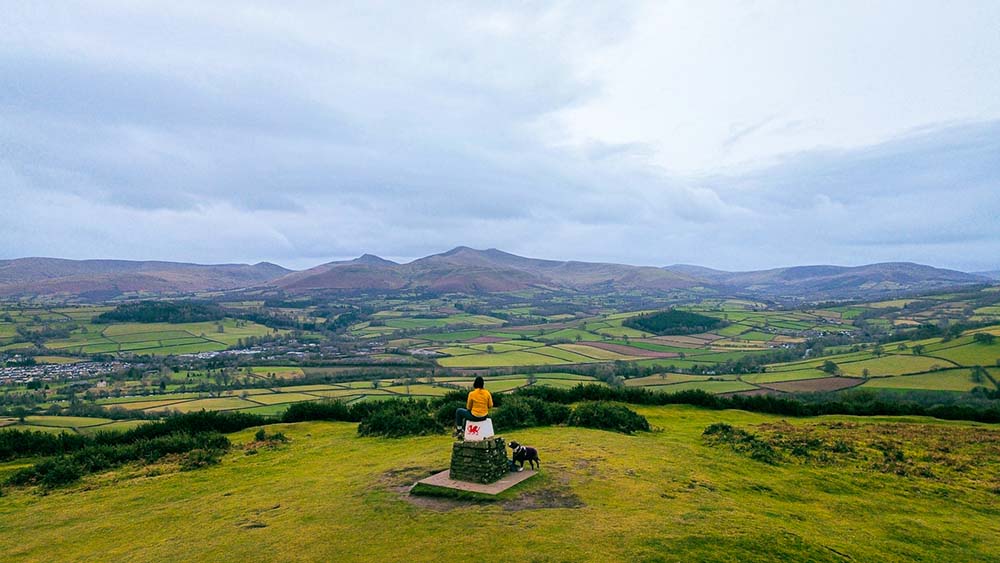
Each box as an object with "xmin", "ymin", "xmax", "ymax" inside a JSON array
[
  {"xmin": 0, "ymin": 372, "xmax": 604, "ymax": 430},
  {"xmin": 5, "ymin": 289, "xmax": 1000, "ymax": 417},
  {"xmin": 0, "ymin": 303, "xmax": 278, "ymax": 357}
]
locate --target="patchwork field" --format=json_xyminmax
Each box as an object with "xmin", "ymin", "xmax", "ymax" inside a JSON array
[
  {"xmin": 53, "ymin": 374, "xmax": 606, "ymax": 420},
  {"xmin": 40, "ymin": 318, "xmax": 276, "ymax": 356}
]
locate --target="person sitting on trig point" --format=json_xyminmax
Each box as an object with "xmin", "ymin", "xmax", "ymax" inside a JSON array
[{"xmin": 454, "ymin": 376, "xmax": 492, "ymax": 439}]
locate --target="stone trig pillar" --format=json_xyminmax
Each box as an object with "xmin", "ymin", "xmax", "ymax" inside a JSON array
[{"xmin": 450, "ymin": 436, "xmax": 509, "ymax": 484}]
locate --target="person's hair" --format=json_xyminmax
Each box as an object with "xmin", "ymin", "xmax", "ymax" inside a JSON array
[{"xmin": 473, "ymin": 376, "xmax": 485, "ymax": 389}]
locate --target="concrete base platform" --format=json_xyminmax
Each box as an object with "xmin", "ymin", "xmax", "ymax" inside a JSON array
[{"xmin": 413, "ymin": 469, "xmax": 537, "ymax": 496}]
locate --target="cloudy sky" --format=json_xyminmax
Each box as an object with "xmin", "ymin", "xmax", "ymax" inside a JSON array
[{"xmin": 2, "ymin": 1, "xmax": 999, "ymax": 271}]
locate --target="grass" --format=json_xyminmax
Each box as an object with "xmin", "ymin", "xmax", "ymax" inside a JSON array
[
  {"xmin": 528, "ymin": 346, "xmax": 600, "ymax": 363},
  {"xmin": 245, "ymin": 393, "xmax": 321, "ymax": 405},
  {"xmin": 837, "ymin": 355, "xmax": 957, "ymax": 377},
  {"xmin": 928, "ymin": 342, "xmax": 1000, "ymax": 366},
  {"xmin": 535, "ymin": 328, "xmax": 602, "ymax": 342},
  {"xmin": 32, "ymin": 356, "xmax": 84, "ymax": 364},
  {"xmin": 860, "ymin": 369, "xmax": 994, "ymax": 392},
  {"xmin": 742, "ymin": 369, "xmax": 831, "ymax": 384},
  {"xmin": 248, "ymin": 367, "xmax": 306, "ymax": 379},
  {"xmin": 169, "ymin": 398, "xmax": 259, "ymax": 413},
  {"xmin": 651, "ymin": 380, "xmax": 758, "ymax": 394},
  {"xmin": 437, "ymin": 350, "xmax": 571, "ymax": 368},
  {"xmin": 554, "ymin": 343, "xmax": 642, "ymax": 360},
  {"xmin": 22, "ymin": 415, "xmax": 112, "ymax": 428},
  {"xmin": 4, "ymin": 406, "xmax": 998, "ymax": 561},
  {"xmin": 40, "ymin": 318, "xmax": 277, "ymax": 356},
  {"xmin": 625, "ymin": 374, "xmax": 716, "ymax": 386}
]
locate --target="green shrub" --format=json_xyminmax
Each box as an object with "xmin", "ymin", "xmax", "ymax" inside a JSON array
[
  {"xmin": 5, "ymin": 432, "xmax": 231, "ymax": 489},
  {"xmin": 491, "ymin": 397, "xmax": 538, "ymax": 430},
  {"xmin": 0, "ymin": 429, "xmax": 89, "ymax": 461},
  {"xmin": 433, "ymin": 399, "xmax": 467, "ymax": 428},
  {"xmin": 253, "ymin": 428, "xmax": 288, "ymax": 443},
  {"xmin": 702, "ymin": 423, "xmax": 780, "ymax": 464},
  {"xmin": 282, "ymin": 400, "xmax": 356, "ymax": 423},
  {"xmin": 180, "ymin": 449, "xmax": 222, "ymax": 471},
  {"xmin": 357, "ymin": 400, "xmax": 442, "ymax": 438},
  {"xmin": 491, "ymin": 396, "xmax": 571, "ymax": 430},
  {"xmin": 37, "ymin": 458, "xmax": 85, "ymax": 489},
  {"xmin": 7, "ymin": 457, "xmax": 86, "ymax": 489},
  {"xmin": 567, "ymin": 402, "xmax": 650, "ymax": 434}
]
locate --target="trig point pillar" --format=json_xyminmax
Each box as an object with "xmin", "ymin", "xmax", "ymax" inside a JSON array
[{"xmin": 450, "ymin": 436, "xmax": 509, "ymax": 484}]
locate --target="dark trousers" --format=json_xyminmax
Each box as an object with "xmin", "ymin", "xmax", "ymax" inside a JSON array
[{"xmin": 455, "ymin": 408, "xmax": 487, "ymax": 427}]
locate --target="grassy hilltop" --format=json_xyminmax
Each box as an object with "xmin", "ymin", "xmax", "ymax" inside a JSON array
[{"xmin": 2, "ymin": 406, "xmax": 998, "ymax": 562}]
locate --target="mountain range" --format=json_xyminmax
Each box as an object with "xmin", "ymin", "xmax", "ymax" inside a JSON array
[
  {"xmin": 0, "ymin": 258, "xmax": 290, "ymax": 300},
  {"xmin": 0, "ymin": 248, "xmax": 991, "ymax": 301}
]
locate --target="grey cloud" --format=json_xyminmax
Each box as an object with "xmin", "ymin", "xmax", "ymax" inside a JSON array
[{"xmin": 1, "ymin": 4, "xmax": 998, "ymax": 272}]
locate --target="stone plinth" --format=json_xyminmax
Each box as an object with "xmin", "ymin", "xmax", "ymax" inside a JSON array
[
  {"xmin": 450, "ymin": 436, "xmax": 509, "ymax": 484},
  {"xmin": 414, "ymin": 468, "xmax": 537, "ymax": 496}
]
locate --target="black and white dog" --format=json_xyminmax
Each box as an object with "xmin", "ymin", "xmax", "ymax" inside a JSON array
[{"xmin": 508, "ymin": 441, "xmax": 540, "ymax": 471}]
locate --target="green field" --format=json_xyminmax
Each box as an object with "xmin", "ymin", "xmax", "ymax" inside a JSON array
[
  {"xmin": 248, "ymin": 367, "xmax": 306, "ymax": 379},
  {"xmin": 742, "ymin": 368, "xmax": 830, "ymax": 384},
  {"xmin": 861, "ymin": 369, "xmax": 994, "ymax": 392},
  {"xmin": 22, "ymin": 415, "xmax": 112, "ymax": 428},
  {"xmin": 40, "ymin": 318, "xmax": 277, "ymax": 356},
  {"xmin": 4, "ymin": 406, "xmax": 999, "ymax": 562},
  {"xmin": 625, "ymin": 374, "xmax": 713, "ymax": 386},
  {"xmin": 3, "ymin": 416, "xmax": 150, "ymax": 435},
  {"xmin": 437, "ymin": 350, "xmax": 571, "ymax": 368},
  {"xmin": 927, "ymin": 341, "xmax": 1000, "ymax": 366},
  {"xmin": 650, "ymin": 380, "xmax": 757, "ymax": 394},
  {"xmin": 837, "ymin": 355, "xmax": 957, "ymax": 377}
]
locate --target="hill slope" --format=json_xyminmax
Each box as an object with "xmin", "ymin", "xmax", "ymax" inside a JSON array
[
  {"xmin": 663, "ymin": 261, "xmax": 987, "ymax": 299},
  {"xmin": 0, "ymin": 258, "xmax": 290, "ymax": 298},
  {"xmin": 0, "ymin": 250, "xmax": 986, "ymax": 299},
  {"xmin": 2, "ymin": 407, "xmax": 997, "ymax": 562},
  {"xmin": 274, "ymin": 247, "xmax": 700, "ymax": 293}
]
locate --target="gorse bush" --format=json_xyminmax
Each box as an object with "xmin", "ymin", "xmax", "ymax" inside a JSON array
[
  {"xmin": 281, "ymin": 393, "xmax": 642, "ymax": 438},
  {"xmin": 6, "ymin": 431, "xmax": 230, "ymax": 489},
  {"xmin": 490, "ymin": 396, "xmax": 571, "ymax": 430},
  {"xmin": 517, "ymin": 384, "xmax": 1000, "ymax": 424},
  {"xmin": 567, "ymin": 401, "xmax": 651, "ymax": 435},
  {"xmin": 1, "ymin": 411, "xmax": 260, "ymax": 489},
  {"xmin": 180, "ymin": 448, "xmax": 223, "ymax": 471},
  {"xmin": 282, "ymin": 400, "xmax": 358, "ymax": 423},
  {"xmin": 0, "ymin": 429, "xmax": 89, "ymax": 461},
  {"xmin": 357, "ymin": 399, "xmax": 440, "ymax": 438},
  {"xmin": 1, "ymin": 410, "xmax": 264, "ymax": 462},
  {"xmin": 702, "ymin": 423, "xmax": 779, "ymax": 464}
]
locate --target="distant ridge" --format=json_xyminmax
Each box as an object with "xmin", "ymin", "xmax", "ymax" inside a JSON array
[
  {"xmin": 973, "ymin": 270, "xmax": 1000, "ymax": 281},
  {"xmin": 663, "ymin": 261, "xmax": 988, "ymax": 299},
  {"xmin": 273, "ymin": 247, "xmax": 698, "ymax": 294},
  {"xmin": 0, "ymin": 250, "xmax": 989, "ymax": 300},
  {"xmin": 0, "ymin": 258, "xmax": 291, "ymax": 298}
]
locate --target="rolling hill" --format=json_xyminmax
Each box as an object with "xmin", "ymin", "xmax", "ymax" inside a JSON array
[
  {"xmin": 273, "ymin": 247, "xmax": 701, "ymax": 294},
  {"xmin": 0, "ymin": 250, "xmax": 990, "ymax": 300},
  {"xmin": 664, "ymin": 261, "xmax": 988, "ymax": 300},
  {"xmin": 0, "ymin": 258, "xmax": 290, "ymax": 299}
]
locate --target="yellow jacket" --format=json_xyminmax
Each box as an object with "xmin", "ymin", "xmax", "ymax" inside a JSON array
[{"xmin": 466, "ymin": 388, "xmax": 493, "ymax": 417}]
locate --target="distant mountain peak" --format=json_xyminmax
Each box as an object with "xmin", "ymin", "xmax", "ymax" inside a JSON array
[
  {"xmin": 353, "ymin": 254, "xmax": 397, "ymax": 266},
  {"xmin": 440, "ymin": 245, "xmax": 480, "ymax": 256}
]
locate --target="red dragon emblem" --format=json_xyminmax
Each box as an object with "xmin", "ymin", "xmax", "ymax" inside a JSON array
[{"xmin": 467, "ymin": 425, "xmax": 480, "ymax": 435}]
